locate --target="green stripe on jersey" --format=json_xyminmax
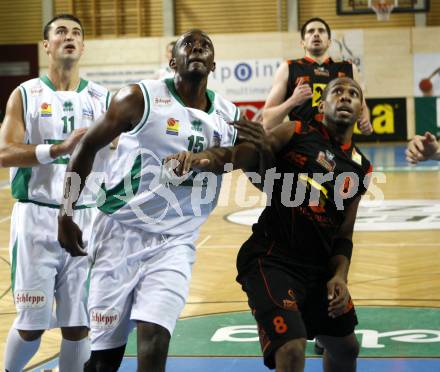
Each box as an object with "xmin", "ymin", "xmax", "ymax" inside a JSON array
[
  {"xmin": 165, "ymin": 78, "xmax": 215, "ymax": 114},
  {"xmin": 99, "ymin": 154, "xmax": 142, "ymax": 214},
  {"xmin": 11, "ymin": 168, "xmax": 31, "ymax": 200},
  {"xmin": 40, "ymin": 75, "xmax": 88, "ymax": 92},
  {"xmin": 76, "ymin": 78, "xmax": 88, "ymax": 92},
  {"xmin": 18, "ymin": 86, "xmax": 27, "ymax": 121},
  {"xmin": 129, "ymin": 82, "xmax": 150, "ymax": 135},
  {"xmin": 106, "ymin": 91, "xmax": 111, "ymax": 110}
]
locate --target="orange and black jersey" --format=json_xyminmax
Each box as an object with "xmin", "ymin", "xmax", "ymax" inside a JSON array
[
  {"xmin": 237, "ymin": 120, "xmax": 372, "ymax": 276},
  {"xmin": 285, "ymin": 57, "xmax": 353, "ymax": 123}
]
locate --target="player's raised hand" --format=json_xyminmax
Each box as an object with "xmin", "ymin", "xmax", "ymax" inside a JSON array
[
  {"xmin": 163, "ymin": 151, "xmax": 210, "ymax": 177},
  {"xmin": 58, "ymin": 215, "xmax": 87, "ymax": 257},
  {"xmin": 406, "ymin": 132, "xmax": 439, "ymax": 164},
  {"xmin": 327, "ymin": 276, "xmax": 350, "ymax": 318},
  {"xmin": 358, "ymin": 116, "xmax": 373, "ymax": 135},
  {"xmin": 289, "ymin": 77, "xmax": 313, "ymax": 107}
]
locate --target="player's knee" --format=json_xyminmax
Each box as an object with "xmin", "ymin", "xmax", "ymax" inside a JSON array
[
  {"xmin": 138, "ymin": 332, "xmax": 170, "ymax": 360},
  {"xmin": 84, "ymin": 359, "xmax": 119, "ymax": 372},
  {"xmin": 275, "ymin": 338, "xmax": 306, "ymax": 367},
  {"xmin": 137, "ymin": 322, "xmax": 170, "ymax": 360},
  {"xmin": 84, "ymin": 347, "xmax": 125, "ymax": 372},
  {"xmin": 61, "ymin": 325, "xmax": 88, "ymax": 341},
  {"xmin": 17, "ymin": 328, "xmax": 44, "ymax": 341}
]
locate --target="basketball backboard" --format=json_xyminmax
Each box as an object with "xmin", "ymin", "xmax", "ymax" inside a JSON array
[{"xmin": 337, "ymin": 0, "xmax": 430, "ymax": 15}]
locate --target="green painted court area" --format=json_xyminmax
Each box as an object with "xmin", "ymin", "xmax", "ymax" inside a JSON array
[{"xmin": 125, "ymin": 307, "xmax": 440, "ymax": 357}]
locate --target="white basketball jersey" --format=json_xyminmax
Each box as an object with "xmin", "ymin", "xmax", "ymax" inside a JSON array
[
  {"xmin": 99, "ymin": 78, "xmax": 239, "ymax": 234},
  {"xmin": 11, "ymin": 76, "xmax": 110, "ymax": 207}
]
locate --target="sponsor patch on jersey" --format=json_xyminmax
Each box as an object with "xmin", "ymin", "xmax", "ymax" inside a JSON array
[
  {"xmin": 14, "ymin": 290, "xmax": 47, "ymax": 309},
  {"xmin": 191, "ymin": 119, "xmax": 203, "ymax": 132},
  {"xmin": 314, "ymin": 67, "xmax": 330, "ymax": 77},
  {"xmin": 352, "ymin": 148, "xmax": 362, "ymax": 165},
  {"xmin": 295, "ymin": 75, "xmax": 310, "ymax": 85},
  {"xmin": 90, "ymin": 308, "xmax": 120, "ymax": 329},
  {"xmin": 154, "ymin": 96, "xmax": 172, "ymax": 106},
  {"xmin": 88, "ymin": 88, "xmax": 104, "ymax": 99},
  {"xmin": 40, "ymin": 102, "xmax": 52, "ymax": 117},
  {"xmin": 30, "ymin": 86, "xmax": 43, "ymax": 96},
  {"xmin": 166, "ymin": 118, "xmax": 180, "ymax": 135},
  {"xmin": 213, "ymin": 130, "xmax": 222, "ymax": 147},
  {"xmin": 82, "ymin": 108, "xmax": 94, "ymax": 120},
  {"xmin": 215, "ymin": 109, "xmax": 230, "ymax": 123},
  {"xmin": 316, "ymin": 150, "xmax": 336, "ymax": 171},
  {"xmin": 63, "ymin": 100, "xmax": 74, "ymax": 112}
]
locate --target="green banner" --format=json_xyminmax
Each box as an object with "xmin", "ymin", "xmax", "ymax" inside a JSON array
[
  {"xmin": 415, "ymin": 97, "xmax": 440, "ymax": 137},
  {"xmin": 126, "ymin": 307, "xmax": 440, "ymax": 357}
]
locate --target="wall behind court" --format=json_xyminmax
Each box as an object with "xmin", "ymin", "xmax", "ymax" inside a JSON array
[
  {"xmin": 37, "ymin": 26, "xmax": 440, "ymax": 137},
  {"xmin": 0, "ymin": 0, "xmax": 42, "ymax": 44}
]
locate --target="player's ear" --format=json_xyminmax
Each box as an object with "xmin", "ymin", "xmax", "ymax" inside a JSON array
[
  {"xmin": 211, "ymin": 61, "xmax": 216, "ymax": 73},
  {"xmin": 318, "ymin": 100, "xmax": 325, "ymax": 113},
  {"xmin": 43, "ymin": 39, "xmax": 49, "ymax": 54},
  {"xmin": 169, "ymin": 57, "xmax": 177, "ymax": 71}
]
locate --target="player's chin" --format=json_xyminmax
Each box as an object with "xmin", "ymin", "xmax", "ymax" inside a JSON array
[
  {"xmin": 335, "ymin": 117, "xmax": 354, "ymax": 128},
  {"xmin": 187, "ymin": 66, "xmax": 209, "ymax": 76}
]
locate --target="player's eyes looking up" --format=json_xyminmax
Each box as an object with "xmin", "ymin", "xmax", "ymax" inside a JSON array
[{"xmin": 55, "ymin": 27, "xmax": 82, "ymax": 37}]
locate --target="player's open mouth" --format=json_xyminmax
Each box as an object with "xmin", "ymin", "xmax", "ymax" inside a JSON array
[
  {"xmin": 188, "ymin": 58, "xmax": 204, "ymax": 65},
  {"xmin": 64, "ymin": 44, "xmax": 76, "ymax": 51},
  {"xmin": 336, "ymin": 105, "xmax": 353, "ymax": 115}
]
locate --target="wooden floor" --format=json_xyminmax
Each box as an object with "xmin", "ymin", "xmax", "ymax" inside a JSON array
[{"xmin": 0, "ymin": 166, "xmax": 439, "ymax": 369}]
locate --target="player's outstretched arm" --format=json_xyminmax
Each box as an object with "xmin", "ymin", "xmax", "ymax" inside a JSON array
[
  {"xmin": 58, "ymin": 85, "xmax": 144, "ymax": 256},
  {"xmin": 262, "ymin": 62, "xmax": 312, "ymax": 131},
  {"xmin": 327, "ymin": 195, "xmax": 361, "ymax": 318},
  {"xmin": 0, "ymin": 89, "xmax": 85, "ymax": 167},
  {"xmin": 164, "ymin": 120, "xmax": 295, "ymax": 178},
  {"xmin": 406, "ymin": 132, "xmax": 440, "ymax": 164}
]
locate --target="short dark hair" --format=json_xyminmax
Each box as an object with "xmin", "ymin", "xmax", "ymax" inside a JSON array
[
  {"xmin": 301, "ymin": 17, "xmax": 331, "ymax": 40},
  {"xmin": 43, "ymin": 14, "xmax": 84, "ymax": 40}
]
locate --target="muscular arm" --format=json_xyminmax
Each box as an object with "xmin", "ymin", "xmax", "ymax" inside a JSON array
[
  {"xmin": 0, "ymin": 88, "xmax": 75, "ymax": 167},
  {"xmin": 329, "ymin": 195, "xmax": 362, "ymax": 281},
  {"xmin": 174, "ymin": 121, "xmax": 296, "ymax": 175},
  {"xmin": 262, "ymin": 62, "xmax": 300, "ymax": 131}
]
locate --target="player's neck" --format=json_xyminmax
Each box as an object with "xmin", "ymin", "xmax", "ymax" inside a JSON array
[
  {"xmin": 47, "ymin": 62, "xmax": 81, "ymax": 91},
  {"xmin": 304, "ymin": 52, "xmax": 329, "ymax": 65},
  {"xmin": 173, "ymin": 75, "xmax": 210, "ymax": 112},
  {"xmin": 324, "ymin": 120, "xmax": 353, "ymax": 146}
]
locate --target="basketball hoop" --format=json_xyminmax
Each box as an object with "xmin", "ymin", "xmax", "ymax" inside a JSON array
[{"xmin": 369, "ymin": 0, "xmax": 396, "ymax": 21}]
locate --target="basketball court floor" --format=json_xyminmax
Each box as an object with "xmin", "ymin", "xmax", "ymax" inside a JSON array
[{"xmin": 0, "ymin": 142, "xmax": 439, "ymax": 371}]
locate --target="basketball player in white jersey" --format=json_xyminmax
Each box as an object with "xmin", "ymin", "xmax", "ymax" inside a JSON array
[
  {"xmin": 58, "ymin": 29, "xmax": 239, "ymax": 371},
  {"xmin": 0, "ymin": 14, "xmax": 110, "ymax": 371}
]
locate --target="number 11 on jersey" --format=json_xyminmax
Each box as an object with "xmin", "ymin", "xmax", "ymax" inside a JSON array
[{"xmin": 62, "ymin": 116, "xmax": 75, "ymax": 133}]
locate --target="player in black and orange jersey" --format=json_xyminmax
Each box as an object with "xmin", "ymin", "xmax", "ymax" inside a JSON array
[
  {"xmin": 263, "ymin": 17, "xmax": 372, "ymax": 137},
  {"xmin": 166, "ymin": 77, "xmax": 371, "ymax": 372}
]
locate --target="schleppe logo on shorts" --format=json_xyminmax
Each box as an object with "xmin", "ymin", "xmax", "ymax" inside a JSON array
[
  {"xmin": 90, "ymin": 309, "xmax": 120, "ymax": 329},
  {"xmin": 14, "ymin": 290, "xmax": 47, "ymax": 309}
]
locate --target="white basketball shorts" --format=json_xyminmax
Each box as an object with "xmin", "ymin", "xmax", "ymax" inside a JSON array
[
  {"xmin": 87, "ymin": 211, "xmax": 197, "ymax": 350},
  {"xmin": 9, "ymin": 201, "xmax": 95, "ymax": 330}
]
